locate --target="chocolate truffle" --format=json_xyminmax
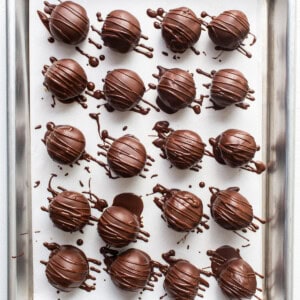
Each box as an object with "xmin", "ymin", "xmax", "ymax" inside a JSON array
[
  {"xmin": 153, "ymin": 121, "xmax": 206, "ymax": 169},
  {"xmin": 43, "ymin": 59, "xmax": 87, "ymax": 102},
  {"xmin": 107, "ymin": 135, "xmax": 147, "ymax": 177},
  {"xmin": 44, "ymin": 122, "xmax": 85, "ymax": 164},
  {"xmin": 155, "ymin": 66, "xmax": 196, "ymax": 113},
  {"xmin": 48, "ymin": 191, "xmax": 91, "ymax": 232},
  {"xmin": 42, "ymin": 243, "xmax": 93, "ymax": 292},
  {"xmin": 38, "ymin": 1, "xmax": 89, "ymax": 44},
  {"xmin": 162, "ymin": 250, "xmax": 209, "ymax": 299},
  {"xmin": 203, "ymin": 10, "xmax": 250, "ymax": 51},
  {"xmin": 103, "ymin": 69, "xmax": 146, "ymax": 111},
  {"xmin": 147, "ymin": 7, "xmax": 202, "ymax": 53},
  {"xmin": 101, "ymin": 248, "xmax": 161, "ymax": 292},
  {"xmin": 207, "ymin": 246, "xmax": 261, "ymax": 299},
  {"xmin": 101, "ymin": 10, "xmax": 152, "ymax": 57},
  {"xmin": 153, "ymin": 184, "xmax": 208, "ymax": 232},
  {"xmin": 209, "ymin": 129, "xmax": 266, "ymax": 174}
]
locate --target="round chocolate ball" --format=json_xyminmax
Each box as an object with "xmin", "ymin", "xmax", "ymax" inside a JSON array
[
  {"xmin": 109, "ymin": 249, "xmax": 152, "ymax": 291},
  {"xmin": 107, "ymin": 135, "xmax": 147, "ymax": 177},
  {"xmin": 45, "ymin": 245, "xmax": 89, "ymax": 292},
  {"xmin": 165, "ymin": 130, "xmax": 205, "ymax": 169},
  {"xmin": 207, "ymin": 10, "xmax": 250, "ymax": 50},
  {"xmin": 49, "ymin": 191, "xmax": 91, "ymax": 232},
  {"xmin": 162, "ymin": 7, "xmax": 202, "ymax": 53},
  {"xmin": 162, "ymin": 190, "xmax": 203, "ymax": 232},
  {"xmin": 164, "ymin": 260, "xmax": 205, "ymax": 299},
  {"xmin": 209, "ymin": 129, "xmax": 258, "ymax": 167},
  {"xmin": 210, "ymin": 188, "xmax": 253, "ymax": 230},
  {"xmin": 157, "ymin": 68, "xmax": 196, "ymax": 113},
  {"xmin": 211, "ymin": 69, "xmax": 250, "ymax": 108},
  {"xmin": 97, "ymin": 206, "xmax": 141, "ymax": 247},
  {"xmin": 103, "ymin": 69, "xmax": 145, "ymax": 111},
  {"xmin": 44, "ymin": 122, "xmax": 86, "ymax": 165},
  {"xmin": 101, "ymin": 10, "xmax": 142, "ymax": 53},
  {"xmin": 218, "ymin": 258, "xmax": 257, "ymax": 299},
  {"xmin": 44, "ymin": 59, "xmax": 87, "ymax": 101},
  {"xmin": 47, "ymin": 1, "xmax": 89, "ymax": 44}
]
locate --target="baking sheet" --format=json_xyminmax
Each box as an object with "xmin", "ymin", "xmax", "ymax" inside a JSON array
[{"xmin": 30, "ymin": 0, "xmax": 266, "ymax": 299}]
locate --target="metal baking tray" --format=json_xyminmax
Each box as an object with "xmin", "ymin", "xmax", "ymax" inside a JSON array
[{"xmin": 6, "ymin": 0, "xmax": 295, "ymax": 299}]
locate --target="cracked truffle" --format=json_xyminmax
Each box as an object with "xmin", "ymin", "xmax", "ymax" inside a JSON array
[{"xmin": 44, "ymin": 122, "xmax": 86, "ymax": 165}]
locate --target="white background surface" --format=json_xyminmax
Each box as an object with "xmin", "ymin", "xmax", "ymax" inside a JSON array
[{"xmin": 0, "ymin": 0, "xmax": 298, "ymax": 299}]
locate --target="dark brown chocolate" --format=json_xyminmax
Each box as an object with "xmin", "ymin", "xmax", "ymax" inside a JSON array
[
  {"xmin": 147, "ymin": 7, "xmax": 202, "ymax": 53},
  {"xmin": 209, "ymin": 187, "xmax": 265, "ymax": 232},
  {"xmin": 37, "ymin": 1, "xmax": 89, "ymax": 45},
  {"xmin": 106, "ymin": 135, "xmax": 147, "ymax": 177},
  {"xmin": 209, "ymin": 129, "xmax": 266, "ymax": 174},
  {"xmin": 44, "ymin": 122, "xmax": 85, "ymax": 164},
  {"xmin": 41, "ymin": 243, "xmax": 100, "ymax": 292},
  {"xmin": 103, "ymin": 69, "xmax": 146, "ymax": 111},
  {"xmin": 43, "ymin": 58, "xmax": 87, "ymax": 102},
  {"xmin": 98, "ymin": 193, "xmax": 148, "ymax": 247},
  {"xmin": 101, "ymin": 247, "xmax": 163, "ymax": 291},
  {"xmin": 197, "ymin": 68, "xmax": 255, "ymax": 110},
  {"xmin": 153, "ymin": 184, "xmax": 209, "ymax": 233},
  {"xmin": 207, "ymin": 246, "xmax": 262, "ymax": 299},
  {"xmin": 162, "ymin": 250, "xmax": 209, "ymax": 299},
  {"xmin": 100, "ymin": 10, "xmax": 153, "ymax": 57},
  {"xmin": 153, "ymin": 121, "xmax": 206, "ymax": 170},
  {"xmin": 154, "ymin": 66, "xmax": 199, "ymax": 114},
  {"xmin": 201, "ymin": 10, "xmax": 254, "ymax": 57}
]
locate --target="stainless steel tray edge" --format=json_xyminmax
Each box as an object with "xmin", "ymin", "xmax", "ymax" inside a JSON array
[{"xmin": 6, "ymin": 0, "xmax": 295, "ymax": 299}]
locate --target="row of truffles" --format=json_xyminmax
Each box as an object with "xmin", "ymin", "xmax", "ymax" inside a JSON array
[
  {"xmin": 43, "ymin": 57, "xmax": 256, "ymax": 113},
  {"xmin": 41, "ymin": 242, "xmax": 262, "ymax": 299},
  {"xmin": 43, "ymin": 121, "xmax": 266, "ymax": 177},
  {"xmin": 38, "ymin": 2, "xmax": 255, "ymax": 58},
  {"xmin": 40, "ymin": 175, "xmax": 264, "ymax": 298}
]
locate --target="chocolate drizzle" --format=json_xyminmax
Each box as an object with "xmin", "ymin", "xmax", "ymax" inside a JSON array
[
  {"xmin": 41, "ymin": 243, "xmax": 100, "ymax": 292},
  {"xmin": 99, "ymin": 10, "xmax": 153, "ymax": 57},
  {"xmin": 153, "ymin": 66, "xmax": 202, "ymax": 114},
  {"xmin": 152, "ymin": 121, "xmax": 206, "ymax": 170},
  {"xmin": 209, "ymin": 129, "xmax": 266, "ymax": 174},
  {"xmin": 147, "ymin": 7, "xmax": 202, "ymax": 53},
  {"xmin": 207, "ymin": 246, "xmax": 263, "ymax": 299},
  {"xmin": 43, "ymin": 58, "xmax": 87, "ymax": 102},
  {"xmin": 101, "ymin": 247, "xmax": 164, "ymax": 291},
  {"xmin": 153, "ymin": 184, "xmax": 209, "ymax": 233},
  {"xmin": 162, "ymin": 250, "xmax": 210, "ymax": 299},
  {"xmin": 75, "ymin": 47, "xmax": 99, "ymax": 67},
  {"xmin": 37, "ymin": 1, "xmax": 90, "ymax": 45},
  {"xmin": 196, "ymin": 68, "xmax": 255, "ymax": 110},
  {"xmin": 98, "ymin": 193, "xmax": 149, "ymax": 247},
  {"xmin": 201, "ymin": 10, "xmax": 255, "ymax": 58},
  {"xmin": 209, "ymin": 187, "xmax": 265, "ymax": 233}
]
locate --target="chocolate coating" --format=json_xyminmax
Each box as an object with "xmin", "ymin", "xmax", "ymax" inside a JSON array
[
  {"xmin": 210, "ymin": 187, "xmax": 254, "ymax": 230},
  {"xmin": 162, "ymin": 7, "xmax": 202, "ymax": 53},
  {"xmin": 207, "ymin": 10, "xmax": 250, "ymax": 50},
  {"xmin": 101, "ymin": 10, "xmax": 142, "ymax": 53},
  {"xmin": 156, "ymin": 66, "xmax": 196, "ymax": 113},
  {"xmin": 38, "ymin": 1, "xmax": 89, "ymax": 45},
  {"xmin": 44, "ymin": 122, "xmax": 86, "ymax": 165},
  {"xmin": 44, "ymin": 244, "xmax": 89, "ymax": 292},
  {"xmin": 49, "ymin": 191, "xmax": 91, "ymax": 232},
  {"xmin": 165, "ymin": 130, "xmax": 205, "ymax": 169},
  {"xmin": 210, "ymin": 129, "xmax": 258, "ymax": 167},
  {"xmin": 43, "ymin": 59, "xmax": 87, "ymax": 101},
  {"xmin": 211, "ymin": 69, "xmax": 251, "ymax": 108},
  {"xmin": 103, "ymin": 69, "xmax": 145, "ymax": 111},
  {"xmin": 98, "ymin": 206, "xmax": 142, "ymax": 247},
  {"xmin": 107, "ymin": 135, "xmax": 147, "ymax": 177},
  {"xmin": 154, "ymin": 186, "xmax": 204, "ymax": 232},
  {"xmin": 108, "ymin": 249, "xmax": 153, "ymax": 291}
]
